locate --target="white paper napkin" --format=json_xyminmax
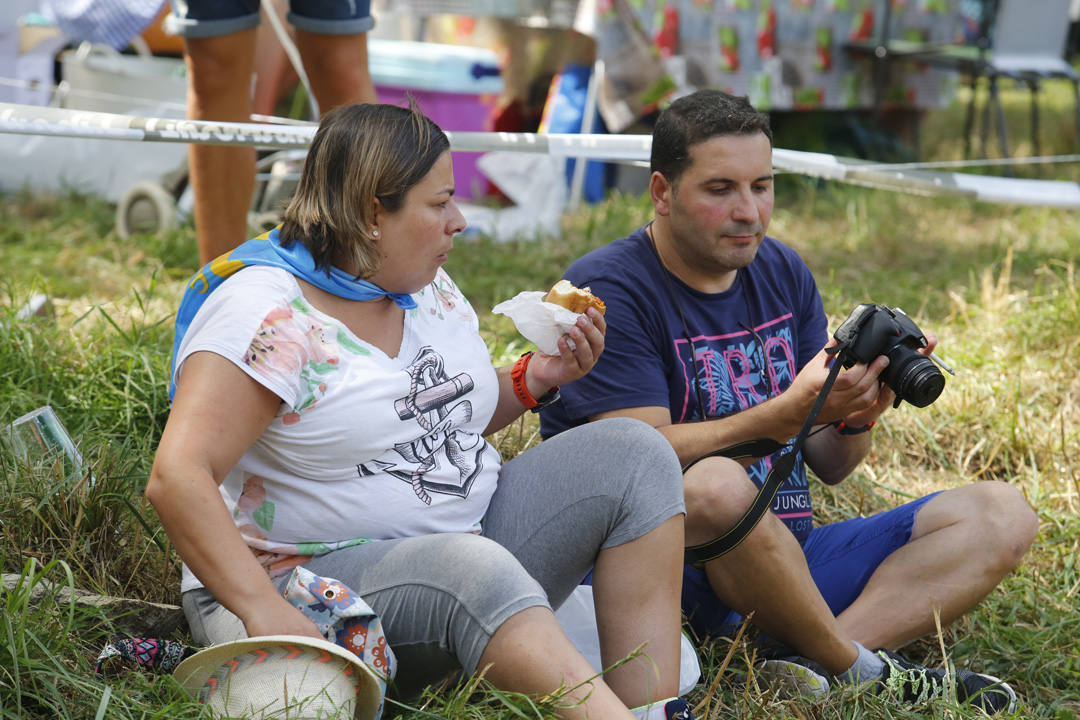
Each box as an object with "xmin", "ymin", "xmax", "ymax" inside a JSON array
[{"xmin": 492, "ymin": 291, "xmax": 582, "ymax": 355}]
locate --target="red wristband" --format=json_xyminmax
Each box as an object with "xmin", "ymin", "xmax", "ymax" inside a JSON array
[
  {"xmin": 834, "ymin": 419, "xmax": 875, "ymax": 435},
  {"xmin": 511, "ymin": 351, "xmax": 560, "ymax": 411},
  {"xmin": 511, "ymin": 352, "xmax": 538, "ymax": 408}
]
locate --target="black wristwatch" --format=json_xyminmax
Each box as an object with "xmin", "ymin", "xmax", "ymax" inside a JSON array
[{"xmin": 529, "ymin": 387, "xmax": 562, "ymax": 413}]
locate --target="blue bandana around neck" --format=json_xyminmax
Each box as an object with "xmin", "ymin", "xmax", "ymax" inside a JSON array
[{"xmin": 169, "ymin": 226, "xmax": 416, "ymax": 400}]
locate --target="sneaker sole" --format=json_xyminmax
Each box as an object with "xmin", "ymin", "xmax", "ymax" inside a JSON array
[{"xmin": 756, "ymin": 659, "xmax": 831, "ymax": 699}]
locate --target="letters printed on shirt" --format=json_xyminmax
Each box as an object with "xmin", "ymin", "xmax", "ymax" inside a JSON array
[{"xmin": 673, "ymin": 313, "xmax": 813, "ymax": 537}]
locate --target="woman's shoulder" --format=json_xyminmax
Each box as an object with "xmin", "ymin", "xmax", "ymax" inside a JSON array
[
  {"xmin": 197, "ymin": 265, "xmax": 301, "ymax": 317},
  {"xmin": 186, "ymin": 265, "xmax": 304, "ymax": 341},
  {"xmin": 217, "ymin": 264, "xmax": 300, "ymax": 297}
]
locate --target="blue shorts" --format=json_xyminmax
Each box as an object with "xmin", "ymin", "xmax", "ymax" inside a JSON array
[
  {"xmin": 165, "ymin": 0, "xmax": 374, "ymax": 38},
  {"xmin": 682, "ymin": 491, "xmax": 941, "ymax": 640}
]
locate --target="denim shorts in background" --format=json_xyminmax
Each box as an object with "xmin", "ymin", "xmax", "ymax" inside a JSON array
[
  {"xmin": 682, "ymin": 491, "xmax": 942, "ymax": 641},
  {"xmin": 165, "ymin": 0, "xmax": 374, "ymax": 38}
]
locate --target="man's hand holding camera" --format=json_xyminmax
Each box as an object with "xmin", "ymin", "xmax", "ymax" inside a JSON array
[
  {"xmin": 789, "ymin": 305, "xmax": 943, "ymax": 485},
  {"xmin": 793, "ymin": 345, "xmax": 890, "ymax": 426},
  {"xmin": 824, "ymin": 330, "xmax": 939, "ymax": 431}
]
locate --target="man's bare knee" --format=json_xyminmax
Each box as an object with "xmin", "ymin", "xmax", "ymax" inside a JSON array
[
  {"xmin": 683, "ymin": 457, "xmax": 783, "ymax": 547},
  {"xmin": 975, "ymin": 481, "xmax": 1038, "ymax": 571},
  {"xmin": 923, "ymin": 481, "xmax": 1038, "ymax": 575}
]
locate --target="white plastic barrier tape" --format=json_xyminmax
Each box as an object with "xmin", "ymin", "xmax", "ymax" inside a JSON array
[
  {"xmin": 0, "ymin": 102, "xmax": 313, "ymax": 147},
  {"xmin": 1, "ymin": 101, "xmax": 1078, "ymax": 209}
]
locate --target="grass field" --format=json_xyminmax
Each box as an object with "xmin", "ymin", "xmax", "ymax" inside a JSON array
[{"xmin": 1, "ymin": 77, "xmax": 1079, "ymax": 719}]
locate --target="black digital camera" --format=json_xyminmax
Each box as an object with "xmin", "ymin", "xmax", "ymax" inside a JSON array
[{"xmin": 833, "ymin": 303, "xmax": 945, "ymax": 408}]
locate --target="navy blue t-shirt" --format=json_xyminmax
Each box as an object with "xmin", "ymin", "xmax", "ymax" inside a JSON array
[{"xmin": 539, "ymin": 225, "xmax": 828, "ymax": 543}]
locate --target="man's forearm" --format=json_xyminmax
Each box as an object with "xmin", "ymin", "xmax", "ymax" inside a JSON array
[
  {"xmin": 802, "ymin": 425, "xmax": 872, "ymax": 484},
  {"xmin": 655, "ymin": 393, "xmax": 810, "ymax": 466}
]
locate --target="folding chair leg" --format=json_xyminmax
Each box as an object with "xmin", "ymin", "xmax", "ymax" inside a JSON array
[
  {"xmin": 989, "ymin": 76, "xmax": 1011, "ymax": 168},
  {"xmin": 962, "ymin": 74, "xmax": 978, "ymax": 159},
  {"xmin": 1073, "ymin": 79, "xmax": 1080, "ymax": 151},
  {"xmin": 1028, "ymin": 79, "xmax": 1041, "ymax": 160},
  {"xmin": 912, "ymin": 109, "xmax": 922, "ymax": 160}
]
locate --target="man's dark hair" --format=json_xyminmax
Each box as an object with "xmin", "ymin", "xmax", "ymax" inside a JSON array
[{"xmin": 650, "ymin": 89, "xmax": 772, "ymax": 185}]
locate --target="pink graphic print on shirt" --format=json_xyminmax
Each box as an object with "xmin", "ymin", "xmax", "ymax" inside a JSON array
[
  {"xmin": 236, "ymin": 474, "xmax": 276, "ymax": 532},
  {"xmin": 423, "ymin": 269, "xmax": 474, "ymax": 324},
  {"xmin": 244, "ymin": 303, "xmax": 344, "ymax": 422}
]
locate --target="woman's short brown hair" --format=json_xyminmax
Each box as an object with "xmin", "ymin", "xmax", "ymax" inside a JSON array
[{"xmin": 280, "ymin": 102, "xmax": 450, "ymax": 278}]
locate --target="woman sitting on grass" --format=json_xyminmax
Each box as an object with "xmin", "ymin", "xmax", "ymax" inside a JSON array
[{"xmin": 146, "ymin": 102, "xmax": 692, "ymax": 720}]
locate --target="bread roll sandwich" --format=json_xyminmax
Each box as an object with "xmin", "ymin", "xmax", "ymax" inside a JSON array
[{"xmin": 545, "ymin": 279, "xmax": 606, "ymax": 315}]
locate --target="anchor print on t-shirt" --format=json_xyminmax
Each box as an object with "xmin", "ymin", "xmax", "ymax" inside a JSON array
[
  {"xmin": 358, "ymin": 346, "xmax": 486, "ymax": 505},
  {"xmin": 675, "ymin": 314, "xmax": 814, "ymax": 542}
]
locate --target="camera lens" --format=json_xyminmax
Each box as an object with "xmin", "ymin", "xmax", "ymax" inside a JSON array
[{"xmin": 886, "ymin": 350, "xmax": 945, "ymax": 407}]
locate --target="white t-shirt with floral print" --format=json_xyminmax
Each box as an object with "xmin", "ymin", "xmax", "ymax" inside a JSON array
[{"xmin": 173, "ymin": 265, "xmax": 503, "ymax": 592}]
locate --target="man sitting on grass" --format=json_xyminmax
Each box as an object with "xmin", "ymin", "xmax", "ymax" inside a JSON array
[{"xmin": 539, "ymin": 89, "xmax": 1038, "ymax": 712}]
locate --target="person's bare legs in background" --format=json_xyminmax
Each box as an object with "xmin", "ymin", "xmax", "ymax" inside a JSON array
[
  {"xmin": 180, "ymin": 11, "xmax": 376, "ymax": 265},
  {"xmin": 183, "ymin": 29, "xmax": 259, "ymax": 266},
  {"xmin": 252, "ymin": 0, "xmax": 298, "ymax": 118}
]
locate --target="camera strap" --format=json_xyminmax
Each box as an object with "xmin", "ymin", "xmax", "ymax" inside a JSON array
[{"xmin": 683, "ymin": 344, "xmax": 845, "ymax": 564}]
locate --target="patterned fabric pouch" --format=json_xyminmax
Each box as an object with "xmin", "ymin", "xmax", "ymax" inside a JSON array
[
  {"xmin": 283, "ymin": 566, "xmax": 398, "ymax": 717},
  {"xmin": 95, "ymin": 637, "xmax": 197, "ymax": 675}
]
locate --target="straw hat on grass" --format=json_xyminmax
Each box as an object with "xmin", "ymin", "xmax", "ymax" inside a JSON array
[{"xmin": 174, "ymin": 634, "xmax": 384, "ymax": 719}]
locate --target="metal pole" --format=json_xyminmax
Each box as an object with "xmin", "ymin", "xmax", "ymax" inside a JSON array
[{"xmin": 567, "ymin": 59, "xmax": 603, "ymax": 212}]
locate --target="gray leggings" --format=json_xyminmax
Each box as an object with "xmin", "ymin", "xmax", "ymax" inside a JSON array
[{"xmin": 183, "ymin": 417, "xmax": 684, "ymax": 698}]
